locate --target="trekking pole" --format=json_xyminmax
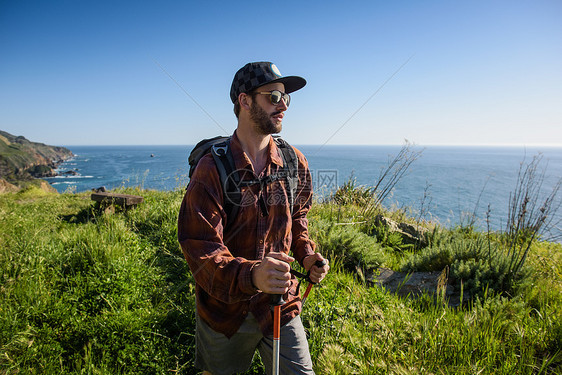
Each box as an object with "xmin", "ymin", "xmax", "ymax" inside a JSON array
[
  {"xmin": 270, "ymin": 294, "xmax": 284, "ymax": 375},
  {"xmin": 301, "ymin": 259, "xmax": 327, "ymax": 306}
]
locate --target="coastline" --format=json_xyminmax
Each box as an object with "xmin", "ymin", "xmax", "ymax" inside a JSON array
[
  {"xmin": 0, "ymin": 130, "xmax": 74, "ymax": 193},
  {"xmin": 43, "ymin": 144, "xmax": 562, "ymax": 242}
]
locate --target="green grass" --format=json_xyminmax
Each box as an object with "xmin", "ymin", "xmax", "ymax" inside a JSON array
[{"xmin": 1, "ymin": 188, "xmax": 561, "ymax": 374}]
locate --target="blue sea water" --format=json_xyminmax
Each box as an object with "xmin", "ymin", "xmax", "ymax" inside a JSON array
[{"xmin": 46, "ymin": 144, "xmax": 562, "ymax": 239}]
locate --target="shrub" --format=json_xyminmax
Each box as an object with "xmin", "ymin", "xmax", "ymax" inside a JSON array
[
  {"xmin": 311, "ymin": 218, "xmax": 388, "ymax": 272},
  {"xmin": 400, "ymin": 231, "xmax": 531, "ymax": 298},
  {"xmin": 329, "ymin": 177, "xmax": 375, "ymax": 206},
  {"xmin": 25, "ymin": 164, "xmax": 53, "ymax": 177}
]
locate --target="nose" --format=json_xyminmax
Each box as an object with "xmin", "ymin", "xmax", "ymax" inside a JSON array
[{"xmin": 277, "ymin": 98, "xmax": 288, "ymax": 111}]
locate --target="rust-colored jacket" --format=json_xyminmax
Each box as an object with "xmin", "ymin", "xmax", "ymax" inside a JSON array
[{"xmin": 178, "ymin": 131, "xmax": 315, "ymax": 338}]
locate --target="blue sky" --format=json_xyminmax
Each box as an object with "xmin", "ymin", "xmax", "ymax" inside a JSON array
[{"xmin": 1, "ymin": 0, "xmax": 561, "ymax": 146}]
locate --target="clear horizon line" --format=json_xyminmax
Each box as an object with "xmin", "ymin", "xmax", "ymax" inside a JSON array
[{"xmin": 59, "ymin": 142, "xmax": 562, "ymax": 148}]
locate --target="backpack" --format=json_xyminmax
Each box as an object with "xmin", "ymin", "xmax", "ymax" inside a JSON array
[{"xmin": 188, "ymin": 135, "xmax": 299, "ymax": 230}]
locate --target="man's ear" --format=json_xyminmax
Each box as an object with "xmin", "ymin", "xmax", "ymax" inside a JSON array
[{"xmin": 238, "ymin": 92, "xmax": 251, "ymax": 110}]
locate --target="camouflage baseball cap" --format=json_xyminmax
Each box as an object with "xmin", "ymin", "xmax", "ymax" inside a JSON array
[{"xmin": 230, "ymin": 62, "xmax": 306, "ymax": 103}]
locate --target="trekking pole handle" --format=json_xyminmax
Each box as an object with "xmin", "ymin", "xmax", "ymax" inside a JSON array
[
  {"xmin": 270, "ymin": 294, "xmax": 285, "ymax": 306},
  {"xmin": 316, "ymin": 259, "xmax": 328, "ymax": 267},
  {"xmin": 307, "ymin": 259, "xmax": 328, "ymax": 285}
]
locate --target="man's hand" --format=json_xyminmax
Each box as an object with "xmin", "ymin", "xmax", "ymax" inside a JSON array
[
  {"xmin": 303, "ymin": 253, "xmax": 329, "ymax": 284},
  {"xmin": 252, "ymin": 252, "xmax": 294, "ymax": 294}
]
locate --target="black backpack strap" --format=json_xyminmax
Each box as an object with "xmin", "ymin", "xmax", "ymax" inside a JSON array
[
  {"xmin": 189, "ymin": 135, "xmax": 299, "ymax": 231},
  {"xmin": 210, "ymin": 138, "xmax": 241, "ymax": 231},
  {"xmin": 188, "ymin": 136, "xmax": 231, "ymax": 178},
  {"xmin": 273, "ymin": 136, "xmax": 299, "ymax": 215}
]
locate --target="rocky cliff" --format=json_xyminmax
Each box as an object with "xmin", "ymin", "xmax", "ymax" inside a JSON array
[{"xmin": 0, "ymin": 130, "xmax": 74, "ymax": 191}]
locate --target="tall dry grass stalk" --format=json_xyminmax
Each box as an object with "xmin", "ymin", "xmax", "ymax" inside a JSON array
[
  {"xmin": 361, "ymin": 141, "xmax": 423, "ymax": 218},
  {"xmin": 503, "ymin": 153, "xmax": 562, "ymax": 279}
]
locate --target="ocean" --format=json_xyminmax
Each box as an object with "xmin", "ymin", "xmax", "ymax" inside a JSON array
[{"xmin": 46, "ymin": 144, "xmax": 562, "ymax": 240}]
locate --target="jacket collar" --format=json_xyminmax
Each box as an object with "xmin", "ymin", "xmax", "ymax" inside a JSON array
[{"xmin": 230, "ymin": 131, "xmax": 284, "ymax": 172}]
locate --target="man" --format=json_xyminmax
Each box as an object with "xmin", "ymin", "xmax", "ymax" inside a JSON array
[{"xmin": 178, "ymin": 62, "xmax": 329, "ymax": 375}]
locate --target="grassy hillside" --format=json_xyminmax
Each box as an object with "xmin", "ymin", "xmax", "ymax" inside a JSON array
[{"xmin": 0, "ymin": 187, "xmax": 561, "ymax": 374}]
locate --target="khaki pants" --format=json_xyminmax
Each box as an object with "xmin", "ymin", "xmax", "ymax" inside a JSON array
[{"xmin": 195, "ymin": 312, "xmax": 314, "ymax": 375}]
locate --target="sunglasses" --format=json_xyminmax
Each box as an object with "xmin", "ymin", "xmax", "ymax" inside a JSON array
[{"xmin": 256, "ymin": 90, "xmax": 291, "ymax": 107}]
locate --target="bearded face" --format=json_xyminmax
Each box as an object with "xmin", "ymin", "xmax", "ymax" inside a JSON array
[{"xmin": 250, "ymin": 100, "xmax": 282, "ymax": 135}]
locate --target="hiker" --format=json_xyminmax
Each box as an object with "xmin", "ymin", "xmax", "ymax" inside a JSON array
[{"xmin": 177, "ymin": 61, "xmax": 329, "ymax": 375}]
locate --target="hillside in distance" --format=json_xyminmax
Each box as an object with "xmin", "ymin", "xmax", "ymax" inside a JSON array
[{"xmin": 0, "ymin": 130, "xmax": 73, "ymax": 191}]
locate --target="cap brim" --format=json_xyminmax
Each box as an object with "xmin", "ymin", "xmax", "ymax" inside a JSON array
[{"xmin": 265, "ymin": 76, "xmax": 307, "ymax": 94}]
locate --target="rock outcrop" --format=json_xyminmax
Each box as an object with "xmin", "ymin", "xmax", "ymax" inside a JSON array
[
  {"xmin": 371, "ymin": 267, "xmax": 470, "ymax": 307},
  {"xmin": 0, "ymin": 178, "xmax": 19, "ymax": 193},
  {"xmin": 0, "ymin": 130, "xmax": 74, "ymax": 192},
  {"xmin": 374, "ymin": 215, "xmax": 430, "ymax": 246}
]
